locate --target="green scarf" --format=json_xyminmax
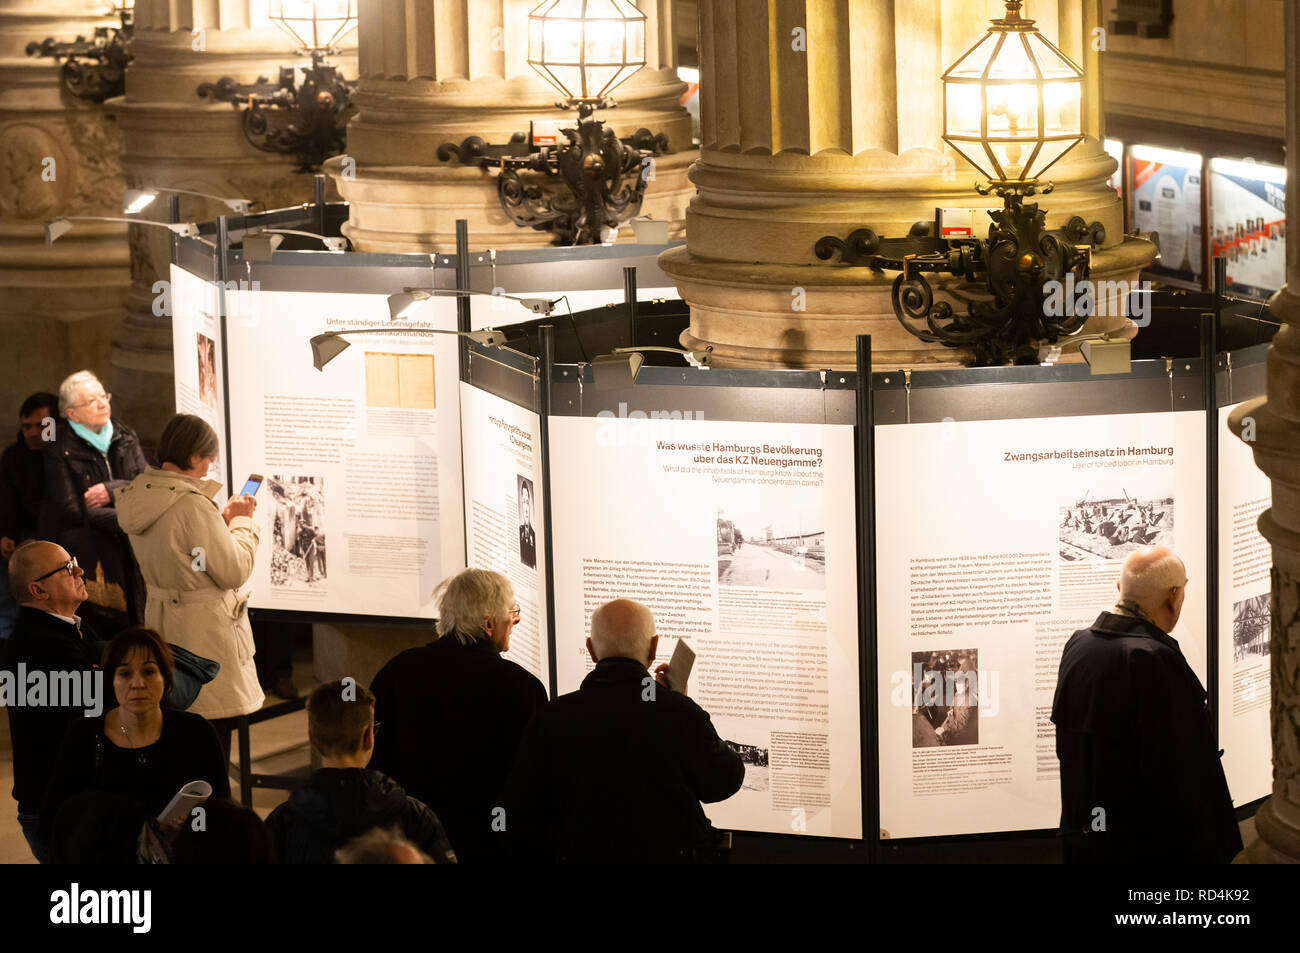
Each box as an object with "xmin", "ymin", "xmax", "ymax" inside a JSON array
[{"xmin": 69, "ymin": 418, "xmax": 113, "ymax": 455}]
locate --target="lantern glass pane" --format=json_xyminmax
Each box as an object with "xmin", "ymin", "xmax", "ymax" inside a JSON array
[
  {"xmin": 1042, "ymin": 80, "xmax": 1081, "ymax": 136},
  {"xmin": 987, "ymin": 33, "xmax": 1037, "ymax": 81},
  {"xmin": 1026, "ymin": 33, "xmax": 1083, "ymax": 80},
  {"xmin": 583, "ymin": 19, "xmax": 626, "ymax": 64},
  {"xmin": 1025, "ymin": 136, "xmax": 1082, "ymax": 180},
  {"xmin": 985, "ymin": 83, "xmax": 1039, "ymax": 139},
  {"xmin": 543, "ymin": 18, "xmax": 581, "ymax": 64},
  {"xmin": 943, "ymin": 32, "xmax": 1000, "ymax": 80},
  {"xmin": 989, "ymin": 141, "xmax": 1034, "ymax": 181},
  {"xmin": 944, "ymin": 82, "xmax": 982, "ymax": 137},
  {"xmin": 946, "ymin": 138, "xmax": 998, "ymax": 182}
]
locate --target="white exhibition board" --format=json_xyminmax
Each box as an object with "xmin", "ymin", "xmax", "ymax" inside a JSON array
[
  {"xmin": 548, "ymin": 414, "xmax": 862, "ymax": 839},
  {"xmin": 224, "ymin": 289, "xmax": 465, "ymax": 617},
  {"xmin": 469, "ymin": 285, "xmax": 678, "ymax": 331},
  {"xmin": 1217, "ymin": 402, "xmax": 1273, "ymax": 806},
  {"xmin": 875, "ymin": 411, "xmax": 1208, "ymax": 840},
  {"xmin": 459, "ymin": 383, "xmax": 550, "ymax": 692},
  {"xmin": 169, "ymin": 264, "xmax": 229, "ymax": 501}
]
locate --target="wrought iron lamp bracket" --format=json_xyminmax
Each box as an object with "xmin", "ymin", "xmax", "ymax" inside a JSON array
[
  {"xmin": 26, "ymin": 9, "xmax": 134, "ymax": 103},
  {"xmin": 435, "ymin": 106, "xmax": 670, "ymax": 247},
  {"xmin": 814, "ymin": 185, "xmax": 1106, "ymax": 366},
  {"xmin": 196, "ymin": 50, "xmax": 355, "ymax": 172}
]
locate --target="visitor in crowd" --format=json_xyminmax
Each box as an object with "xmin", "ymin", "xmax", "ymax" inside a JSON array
[
  {"xmin": 1052, "ymin": 545, "xmax": 1242, "ymax": 863},
  {"xmin": 335, "ymin": 827, "xmax": 432, "ymax": 864},
  {"xmin": 171, "ymin": 797, "xmax": 274, "ymax": 864},
  {"xmin": 500, "ymin": 598, "xmax": 744, "ymax": 863},
  {"xmin": 369, "ymin": 568, "xmax": 546, "ymax": 864},
  {"xmin": 369, "ymin": 569, "xmax": 546, "ymax": 868},
  {"xmin": 266, "ymin": 680, "xmax": 457, "ymax": 864},
  {"xmin": 1, "ymin": 540, "xmax": 102, "ymax": 863},
  {"xmin": 40, "ymin": 627, "xmax": 231, "ymax": 849},
  {"xmin": 0, "ymin": 391, "xmax": 59, "ymax": 639},
  {"xmin": 41, "ymin": 371, "xmax": 147, "ymax": 628},
  {"xmin": 116, "ymin": 413, "xmax": 262, "ymax": 762}
]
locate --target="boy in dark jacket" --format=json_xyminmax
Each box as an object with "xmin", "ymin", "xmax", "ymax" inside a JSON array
[{"xmin": 266, "ymin": 680, "xmax": 456, "ymax": 864}]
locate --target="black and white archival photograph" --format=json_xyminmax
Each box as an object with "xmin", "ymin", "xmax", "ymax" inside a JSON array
[
  {"xmin": 724, "ymin": 739, "xmax": 770, "ymax": 793},
  {"xmin": 197, "ymin": 331, "xmax": 217, "ymax": 408},
  {"xmin": 1058, "ymin": 474, "xmax": 1174, "ymax": 561},
  {"xmin": 911, "ymin": 649, "xmax": 979, "ymax": 748},
  {"xmin": 716, "ymin": 483, "xmax": 825, "ymax": 590},
  {"xmin": 268, "ymin": 475, "xmax": 327, "ymax": 590},
  {"xmin": 1233, "ymin": 593, "xmax": 1270, "ymax": 664},
  {"xmin": 517, "ymin": 474, "xmax": 537, "ymax": 569}
]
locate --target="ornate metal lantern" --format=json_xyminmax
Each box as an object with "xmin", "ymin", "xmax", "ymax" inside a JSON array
[
  {"xmin": 814, "ymin": 0, "xmax": 1104, "ymax": 366},
  {"xmin": 196, "ymin": 0, "xmax": 358, "ymax": 172},
  {"xmin": 436, "ymin": 0, "xmax": 667, "ymax": 246},
  {"xmin": 941, "ymin": 0, "xmax": 1084, "ymax": 185}
]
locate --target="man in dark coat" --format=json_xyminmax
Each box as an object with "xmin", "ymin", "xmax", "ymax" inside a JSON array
[
  {"xmin": 0, "ymin": 392, "xmax": 59, "ymax": 639},
  {"xmin": 0, "ymin": 540, "xmax": 102, "ymax": 863},
  {"xmin": 500, "ymin": 599, "xmax": 744, "ymax": 863},
  {"xmin": 266, "ymin": 680, "xmax": 456, "ymax": 864},
  {"xmin": 41, "ymin": 372, "xmax": 148, "ymax": 625},
  {"xmin": 1051, "ymin": 546, "xmax": 1242, "ymax": 864},
  {"xmin": 369, "ymin": 574, "xmax": 546, "ymax": 864}
]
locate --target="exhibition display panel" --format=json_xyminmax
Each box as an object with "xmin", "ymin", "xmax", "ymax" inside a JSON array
[
  {"xmin": 545, "ymin": 363, "xmax": 864, "ymax": 839},
  {"xmin": 1215, "ymin": 348, "xmax": 1273, "ymax": 807},
  {"xmin": 168, "ymin": 204, "xmax": 1274, "ymax": 854},
  {"xmin": 873, "ymin": 345, "xmax": 1271, "ymax": 841}
]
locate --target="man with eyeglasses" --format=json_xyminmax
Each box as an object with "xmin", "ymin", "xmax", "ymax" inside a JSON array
[
  {"xmin": 0, "ymin": 539, "xmax": 103, "ymax": 863},
  {"xmin": 40, "ymin": 370, "xmax": 147, "ymax": 628}
]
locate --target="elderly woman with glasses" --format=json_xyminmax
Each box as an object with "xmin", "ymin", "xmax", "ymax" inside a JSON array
[
  {"xmin": 369, "ymin": 568, "xmax": 546, "ymax": 864},
  {"xmin": 40, "ymin": 370, "xmax": 147, "ymax": 628}
]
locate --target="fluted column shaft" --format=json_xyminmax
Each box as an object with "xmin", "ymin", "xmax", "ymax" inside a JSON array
[
  {"xmin": 328, "ymin": 0, "xmax": 695, "ymax": 252},
  {"xmin": 661, "ymin": 0, "xmax": 1155, "ymax": 368},
  {"xmin": 1228, "ymin": 0, "xmax": 1300, "ymax": 865},
  {"xmin": 0, "ymin": 0, "xmax": 129, "ymax": 417},
  {"xmin": 106, "ymin": 0, "xmax": 357, "ymax": 440}
]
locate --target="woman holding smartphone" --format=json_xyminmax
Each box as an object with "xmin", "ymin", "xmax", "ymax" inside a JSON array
[{"xmin": 116, "ymin": 414, "xmax": 262, "ymax": 760}]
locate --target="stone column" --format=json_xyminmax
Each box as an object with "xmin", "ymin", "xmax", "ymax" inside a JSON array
[
  {"xmin": 327, "ymin": 0, "xmax": 695, "ymax": 252},
  {"xmin": 0, "ymin": 0, "xmax": 129, "ymax": 416},
  {"xmin": 660, "ymin": 0, "xmax": 1155, "ymax": 368},
  {"xmin": 1227, "ymin": 0, "xmax": 1300, "ymax": 866},
  {"xmin": 105, "ymin": 0, "xmax": 357, "ymax": 441}
]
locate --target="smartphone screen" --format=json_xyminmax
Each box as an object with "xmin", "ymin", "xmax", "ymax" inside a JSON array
[{"xmin": 240, "ymin": 474, "xmax": 263, "ymax": 497}]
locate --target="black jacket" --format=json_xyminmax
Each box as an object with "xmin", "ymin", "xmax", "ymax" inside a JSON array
[
  {"xmin": 40, "ymin": 419, "xmax": 147, "ymax": 622},
  {"xmin": 369, "ymin": 634, "xmax": 547, "ymax": 864},
  {"xmin": 1, "ymin": 606, "xmax": 104, "ymax": 814},
  {"xmin": 265, "ymin": 768, "xmax": 456, "ymax": 864},
  {"xmin": 500, "ymin": 656, "xmax": 745, "ymax": 863},
  {"xmin": 0, "ymin": 430, "xmax": 50, "ymax": 543},
  {"xmin": 1051, "ymin": 611, "xmax": 1243, "ymax": 864},
  {"xmin": 40, "ymin": 708, "xmax": 230, "ymax": 845}
]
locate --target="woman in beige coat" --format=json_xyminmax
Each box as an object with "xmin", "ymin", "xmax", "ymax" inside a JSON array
[{"xmin": 116, "ymin": 414, "xmax": 263, "ymax": 759}]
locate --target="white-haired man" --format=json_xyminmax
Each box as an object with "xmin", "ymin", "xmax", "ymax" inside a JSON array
[
  {"xmin": 1051, "ymin": 546, "xmax": 1241, "ymax": 863},
  {"xmin": 501, "ymin": 598, "xmax": 744, "ymax": 862}
]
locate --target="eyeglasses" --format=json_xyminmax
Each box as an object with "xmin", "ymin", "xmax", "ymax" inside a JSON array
[
  {"xmin": 72, "ymin": 392, "xmax": 112, "ymax": 408},
  {"xmin": 34, "ymin": 556, "xmax": 79, "ymax": 583},
  {"xmin": 509, "ymin": 605, "xmax": 521, "ymax": 622}
]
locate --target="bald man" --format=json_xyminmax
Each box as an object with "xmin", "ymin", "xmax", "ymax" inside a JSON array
[
  {"xmin": 1051, "ymin": 546, "xmax": 1241, "ymax": 863},
  {"xmin": 500, "ymin": 599, "xmax": 744, "ymax": 862},
  {"xmin": 0, "ymin": 539, "xmax": 103, "ymax": 863}
]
